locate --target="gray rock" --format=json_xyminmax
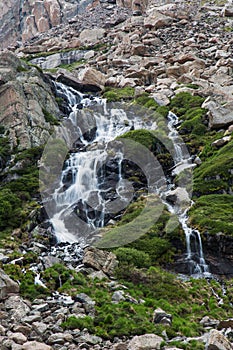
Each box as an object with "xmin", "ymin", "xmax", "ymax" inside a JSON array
[
  {"xmin": 202, "ymin": 99, "xmax": 233, "ymax": 129},
  {"xmin": 0, "ymin": 268, "xmax": 19, "ymax": 299},
  {"xmin": 83, "ymin": 247, "xmax": 118, "ymax": 276},
  {"xmin": 22, "ymin": 341, "xmax": 52, "ymax": 350},
  {"xmin": 78, "ymin": 334, "xmax": 102, "ymax": 345},
  {"xmin": 5, "ymin": 296, "xmax": 30, "ymax": 322},
  {"xmin": 127, "ymin": 334, "xmax": 164, "ymax": 350},
  {"xmin": 206, "ymin": 329, "xmax": 232, "ymax": 350},
  {"xmin": 112, "ymin": 290, "xmax": 126, "ymax": 303},
  {"xmin": 8, "ymin": 332, "xmax": 27, "ymax": 345},
  {"xmin": 212, "ymin": 136, "xmax": 231, "ymax": 148},
  {"xmin": 153, "ymin": 308, "xmax": 172, "ymax": 326}
]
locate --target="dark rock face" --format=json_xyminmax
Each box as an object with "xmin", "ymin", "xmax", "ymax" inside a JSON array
[{"xmin": 204, "ymin": 233, "xmax": 233, "ymax": 278}]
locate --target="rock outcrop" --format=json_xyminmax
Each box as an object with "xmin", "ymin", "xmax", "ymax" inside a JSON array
[
  {"xmin": 0, "ymin": 268, "xmax": 19, "ymax": 299},
  {"xmin": 0, "ymin": 51, "xmax": 59, "ymax": 149}
]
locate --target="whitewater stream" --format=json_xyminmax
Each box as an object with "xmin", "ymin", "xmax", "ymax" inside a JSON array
[{"xmin": 41, "ymin": 83, "xmax": 210, "ymax": 277}]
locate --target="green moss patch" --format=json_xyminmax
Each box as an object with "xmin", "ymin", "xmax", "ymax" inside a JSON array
[
  {"xmin": 189, "ymin": 194, "xmax": 233, "ymax": 235},
  {"xmin": 103, "ymin": 87, "xmax": 135, "ymax": 102}
]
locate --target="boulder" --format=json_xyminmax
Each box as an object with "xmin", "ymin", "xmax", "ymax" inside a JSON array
[
  {"xmin": 0, "ymin": 52, "xmax": 60, "ymax": 150},
  {"xmin": 153, "ymin": 308, "xmax": 172, "ymax": 326},
  {"xmin": 5, "ymin": 295, "xmax": 30, "ymax": 321},
  {"xmin": 0, "ymin": 269, "xmax": 19, "ymax": 299},
  {"xmin": 9, "ymin": 332, "xmax": 27, "ymax": 345},
  {"xmin": 78, "ymin": 67, "xmax": 106, "ymax": 91},
  {"xmin": 22, "ymin": 341, "xmax": 52, "ymax": 350},
  {"xmin": 202, "ymin": 99, "xmax": 233, "ymax": 129},
  {"xmin": 79, "ymin": 28, "xmax": 105, "ymax": 46},
  {"xmin": 206, "ymin": 329, "xmax": 232, "ymax": 350},
  {"xmin": 56, "ymin": 69, "xmax": 102, "ymax": 92},
  {"xmin": 83, "ymin": 247, "xmax": 118, "ymax": 276},
  {"xmin": 144, "ymin": 9, "xmax": 172, "ymax": 29},
  {"xmin": 127, "ymin": 334, "xmax": 164, "ymax": 350}
]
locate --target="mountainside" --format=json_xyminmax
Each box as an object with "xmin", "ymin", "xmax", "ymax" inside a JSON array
[{"xmin": 0, "ymin": 0, "xmax": 233, "ymax": 349}]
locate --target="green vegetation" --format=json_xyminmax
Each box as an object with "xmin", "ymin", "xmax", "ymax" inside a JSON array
[
  {"xmin": 103, "ymin": 87, "xmax": 135, "ymax": 102},
  {"xmin": 134, "ymin": 92, "xmax": 159, "ymax": 109},
  {"xmin": 42, "ymin": 108, "xmax": 60, "ymax": 125},
  {"xmin": 189, "ymin": 194, "xmax": 233, "ymax": 235}
]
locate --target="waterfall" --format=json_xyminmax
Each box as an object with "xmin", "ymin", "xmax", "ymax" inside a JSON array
[
  {"xmin": 167, "ymin": 112, "xmax": 210, "ymax": 277},
  {"xmin": 42, "ymin": 83, "xmax": 210, "ymax": 276},
  {"xmin": 47, "ymin": 83, "xmax": 158, "ymax": 245}
]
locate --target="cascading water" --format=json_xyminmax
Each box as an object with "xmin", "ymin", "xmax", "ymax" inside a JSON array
[
  {"xmin": 48, "ymin": 83, "xmax": 158, "ymax": 244},
  {"xmin": 45, "ymin": 83, "xmax": 210, "ymax": 276},
  {"xmin": 166, "ymin": 112, "xmax": 210, "ymax": 277}
]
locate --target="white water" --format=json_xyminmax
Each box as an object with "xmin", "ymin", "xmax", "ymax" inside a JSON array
[
  {"xmin": 50, "ymin": 83, "xmax": 158, "ymax": 244},
  {"xmin": 48, "ymin": 85, "xmax": 210, "ymax": 276},
  {"xmin": 166, "ymin": 112, "xmax": 210, "ymax": 277}
]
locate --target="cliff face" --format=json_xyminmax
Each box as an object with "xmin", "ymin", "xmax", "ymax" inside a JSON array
[
  {"xmin": 0, "ymin": 0, "xmax": 84, "ymax": 49},
  {"xmin": 0, "ymin": 51, "xmax": 60, "ymax": 149}
]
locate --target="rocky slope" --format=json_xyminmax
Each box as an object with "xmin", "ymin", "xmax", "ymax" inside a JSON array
[{"xmin": 0, "ymin": 0, "xmax": 233, "ymax": 349}]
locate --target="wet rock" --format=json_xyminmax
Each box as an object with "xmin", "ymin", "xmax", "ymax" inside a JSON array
[
  {"xmin": 200, "ymin": 316, "xmax": 219, "ymax": 328},
  {"xmin": 218, "ymin": 319, "xmax": 233, "ymax": 330},
  {"xmin": 127, "ymin": 334, "xmax": 164, "ymax": 350},
  {"xmin": 56, "ymin": 69, "xmax": 101, "ymax": 93},
  {"xmin": 206, "ymin": 329, "xmax": 232, "ymax": 350},
  {"xmin": 0, "ymin": 269, "xmax": 19, "ymax": 299}
]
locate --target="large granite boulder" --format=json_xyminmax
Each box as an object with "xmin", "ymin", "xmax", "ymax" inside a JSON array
[
  {"xmin": 0, "ymin": 269, "xmax": 19, "ymax": 299},
  {"xmin": 202, "ymin": 99, "xmax": 233, "ymax": 129}
]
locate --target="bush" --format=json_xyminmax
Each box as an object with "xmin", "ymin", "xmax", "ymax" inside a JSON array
[
  {"xmin": 114, "ymin": 247, "xmax": 151, "ymax": 268},
  {"xmin": 0, "ymin": 189, "xmax": 22, "ymax": 230}
]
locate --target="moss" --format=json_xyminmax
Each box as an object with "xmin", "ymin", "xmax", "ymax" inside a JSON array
[
  {"xmin": 61, "ymin": 316, "xmax": 94, "ymax": 331},
  {"xmin": 42, "ymin": 108, "xmax": 60, "ymax": 125},
  {"xmin": 169, "ymin": 92, "xmax": 205, "ymax": 117},
  {"xmin": 193, "ymin": 139, "xmax": 233, "ymax": 196},
  {"xmin": 135, "ymin": 94, "xmax": 159, "ymax": 109},
  {"xmin": 189, "ymin": 194, "xmax": 233, "ymax": 235},
  {"xmin": 103, "ymin": 87, "xmax": 135, "ymax": 102},
  {"xmin": 114, "ymin": 247, "xmax": 152, "ymax": 268}
]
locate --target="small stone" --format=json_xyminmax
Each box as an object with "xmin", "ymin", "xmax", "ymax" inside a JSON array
[
  {"xmin": 112, "ymin": 290, "xmax": 126, "ymax": 303},
  {"xmin": 153, "ymin": 308, "xmax": 172, "ymax": 326},
  {"xmin": 9, "ymin": 332, "xmax": 27, "ymax": 345},
  {"xmin": 78, "ymin": 334, "xmax": 102, "ymax": 345},
  {"xmin": 22, "ymin": 341, "xmax": 52, "ymax": 350},
  {"xmin": 0, "ymin": 324, "xmax": 6, "ymax": 335}
]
